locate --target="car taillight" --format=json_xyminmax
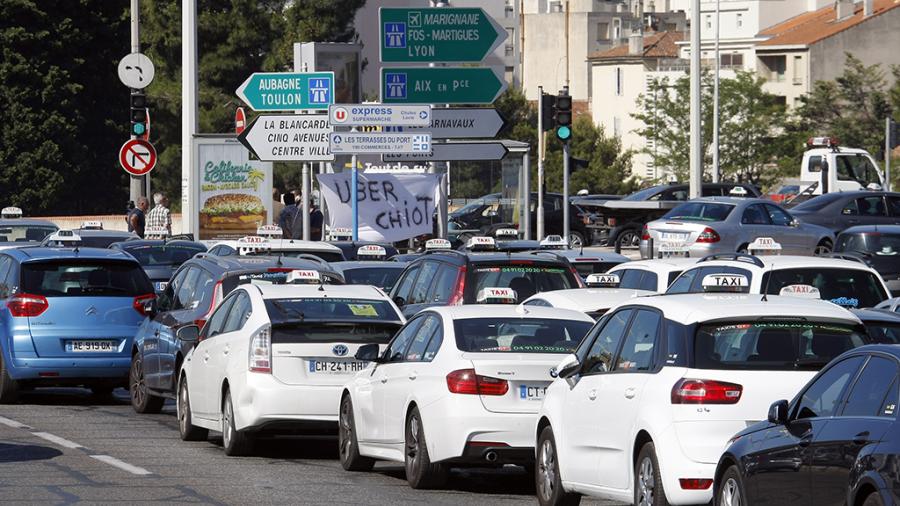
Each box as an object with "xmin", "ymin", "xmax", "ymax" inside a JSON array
[
  {"xmin": 696, "ymin": 227, "xmax": 720, "ymax": 243},
  {"xmin": 248, "ymin": 324, "xmax": 272, "ymax": 373},
  {"xmin": 641, "ymin": 225, "xmax": 650, "ymax": 240},
  {"xmin": 446, "ymin": 369, "xmax": 509, "ymax": 396},
  {"xmin": 447, "ymin": 267, "xmax": 466, "ymax": 306},
  {"xmin": 7, "ymin": 293, "xmax": 49, "ymax": 317},
  {"xmin": 671, "ymin": 379, "xmax": 742, "ymax": 404},
  {"xmin": 133, "ymin": 293, "xmax": 156, "ymax": 316}
]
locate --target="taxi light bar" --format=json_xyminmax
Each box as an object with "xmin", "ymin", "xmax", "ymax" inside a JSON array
[
  {"xmin": 286, "ymin": 269, "xmax": 321, "ymax": 284},
  {"xmin": 7, "ymin": 293, "xmax": 49, "ymax": 317},
  {"xmin": 329, "ymin": 227, "xmax": 352, "ymax": 240},
  {"xmin": 237, "ymin": 235, "xmax": 270, "ymax": 253},
  {"xmin": 539, "ymin": 235, "xmax": 567, "ymax": 250},
  {"xmin": 476, "ymin": 287, "xmax": 517, "ymax": 304},
  {"xmin": 256, "ymin": 225, "xmax": 283, "ymax": 238},
  {"xmin": 585, "ymin": 273, "xmax": 620, "ymax": 288},
  {"xmin": 779, "ymin": 284, "xmax": 821, "ymax": 299},
  {"xmin": 748, "ymin": 237, "xmax": 781, "ymax": 255},
  {"xmin": 425, "ymin": 238, "xmax": 452, "ymax": 251},
  {"xmin": 144, "ymin": 226, "xmax": 169, "ymax": 238},
  {"xmin": 446, "ymin": 369, "xmax": 509, "ymax": 396},
  {"xmin": 1, "ymin": 206, "xmax": 23, "ymax": 219},
  {"xmin": 357, "ymin": 244, "xmax": 387, "ymax": 258},
  {"xmin": 807, "ymin": 136, "xmax": 839, "ymax": 148},
  {"xmin": 80, "ymin": 220, "xmax": 103, "ymax": 230},
  {"xmin": 495, "ymin": 228, "xmax": 519, "ymax": 238},
  {"xmin": 46, "ymin": 230, "xmax": 82, "ymax": 245},
  {"xmin": 701, "ymin": 274, "xmax": 749, "ymax": 293},
  {"xmin": 466, "ymin": 236, "xmax": 497, "ymax": 251},
  {"xmin": 671, "ymin": 379, "xmax": 743, "ymax": 404},
  {"xmin": 248, "ymin": 324, "xmax": 272, "ymax": 373}
]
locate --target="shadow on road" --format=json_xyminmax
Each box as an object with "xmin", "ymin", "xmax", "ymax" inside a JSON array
[
  {"xmin": 12, "ymin": 387, "xmax": 130, "ymax": 407},
  {"xmin": 0, "ymin": 442, "xmax": 63, "ymax": 463},
  {"xmin": 377, "ymin": 465, "xmax": 536, "ymax": 496},
  {"xmin": 207, "ymin": 436, "xmax": 342, "ymax": 461}
]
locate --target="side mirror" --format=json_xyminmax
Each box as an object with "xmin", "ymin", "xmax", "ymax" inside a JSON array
[
  {"xmin": 556, "ymin": 353, "xmax": 581, "ymax": 379},
  {"xmin": 143, "ymin": 298, "xmax": 158, "ymax": 318},
  {"xmin": 355, "ymin": 343, "xmax": 381, "ymax": 363},
  {"xmin": 789, "ymin": 218, "xmax": 800, "ymax": 227},
  {"xmin": 841, "ymin": 208, "xmax": 854, "ymax": 216},
  {"xmin": 768, "ymin": 399, "xmax": 789, "ymax": 425},
  {"xmin": 486, "ymin": 210, "xmax": 499, "ymax": 218},
  {"xmin": 176, "ymin": 324, "xmax": 200, "ymax": 343},
  {"xmin": 393, "ymin": 296, "xmax": 406, "ymax": 307}
]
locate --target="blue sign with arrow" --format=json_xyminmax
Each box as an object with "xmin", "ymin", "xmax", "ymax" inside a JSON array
[{"xmin": 236, "ymin": 72, "xmax": 335, "ymax": 111}]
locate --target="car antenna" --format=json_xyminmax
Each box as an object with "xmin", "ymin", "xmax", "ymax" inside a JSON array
[{"xmin": 761, "ymin": 262, "xmax": 772, "ymax": 302}]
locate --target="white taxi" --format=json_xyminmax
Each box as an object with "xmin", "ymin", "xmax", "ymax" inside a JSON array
[
  {"xmin": 176, "ymin": 272, "xmax": 405, "ymax": 456},
  {"xmin": 535, "ymin": 278, "xmax": 869, "ymax": 506},
  {"xmin": 606, "ymin": 257, "xmax": 700, "ymax": 293},
  {"xmin": 206, "ymin": 226, "xmax": 345, "ymax": 262},
  {"xmin": 521, "ymin": 279, "xmax": 653, "ymax": 320},
  {"xmin": 337, "ymin": 289, "xmax": 595, "ymax": 489}
]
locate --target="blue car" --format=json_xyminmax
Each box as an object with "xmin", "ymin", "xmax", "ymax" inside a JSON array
[{"xmin": 0, "ymin": 245, "xmax": 155, "ymax": 402}]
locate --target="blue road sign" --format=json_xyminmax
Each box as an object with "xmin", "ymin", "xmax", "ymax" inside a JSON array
[{"xmin": 236, "ymin": 71, "xmax": 335, "ymax": 111}]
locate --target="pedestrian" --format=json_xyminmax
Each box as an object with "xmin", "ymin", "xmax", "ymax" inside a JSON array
[
  {"xmin": 146, "ymin": 192, "xmax": 172, "ymax": 238},
  {"xmin": 272, "ymin": 188, "xmax": 285, "ymax": 227},
  {"xmin": 278, "ymin": 192, "xmax": 303, "ymax": 239},
  {"xmin": 309, "ymin": 198, "xmax": 324, "ymax": 241},
  {"xmin": 129, "ymin": 197, "xmax": 149, "ymax": 239}
]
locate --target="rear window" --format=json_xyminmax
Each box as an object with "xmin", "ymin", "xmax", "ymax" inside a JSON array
[
  {"xmin": 694, "ymin": 321, "xmax": 867, "ymax": 370},
  {"xmin": 836, "ymin": 232, "xmax": 900, "ymax": 256},
  {"xmin": 616, "ymin": 269, "xmax": 658, "ymax": 291},
  {"xmin": 245, "ymin": 250, "xmax": 344, "ymax": 263},
  {"xmin": 342, "ymin": 267, "xmax": 403, "ymax": 291},
  {"xmin": 761, "ymin": 268, "xmax": 888, "ymax": 309},
  {"xmin": 122, "ymin": 244, "xmax": 205, "ymax": 266},
  {"xmin": 454, "ymin": 317, "xmax": 593, "ymax": 354},
  {"xmin": 21, "ymin": 260, "xmax": 152, "ymax": 297},
  {"xmin": 265, "ymin": 297, "xmax": 402, "ymax": 344},
  {"xmin": 470, "ymin": 263, "xmax": 577, "ymax": 301},
  {"xmin": 792, "ymin": 194, "xmax": 842, "ymax": 212},
  {"xmin": 663, "ymin": 202, "xmax": 734, "ymax": 222},
  {"xmin": 864, "ymin": 322, "xmax": 900, "ymax": 344},
  {"xmin": 0, "ymin": 225, "xmax": 57, "ymax": 243}
]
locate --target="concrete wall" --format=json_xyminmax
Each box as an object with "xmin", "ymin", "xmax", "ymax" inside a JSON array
[
  {"xmin": 591, "ymin": 61, "xmax": 649, "ymax": 175},
  {"xmin": 809, "ymin": 8, "xmax": 900, "ymax": 84},
  {"xmin": 758, "ymin": 49, "xmax": 809, "ymax": 109}
]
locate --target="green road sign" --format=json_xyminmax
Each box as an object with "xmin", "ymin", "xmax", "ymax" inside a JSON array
[
  {"xmin": 381, "ymin": 67, "xmax": 507, "ymax": 105},
  {"xmin": 236, "ymin": 72, "xmax": 334, "ymax": 111},
  {"xmin": 379, "ymin": 7, "xmax": 507, "ymax": 63}
]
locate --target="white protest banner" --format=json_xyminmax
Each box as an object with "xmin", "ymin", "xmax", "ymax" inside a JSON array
[{"xmin": 317, "ymin": 172, "xmax": 441, "ymax": 243}]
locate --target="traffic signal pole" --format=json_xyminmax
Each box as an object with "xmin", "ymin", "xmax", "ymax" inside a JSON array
[
  {"xmin": 537, "ymin": 86, "xmax": 544, "ymax": 241},
  {"xmin": 129, "ymin": 0, "xmax": 144, "ymax": 204},
  {"xmin": 562, "ymin": 141, "xmax": 570, "ymax": 245}
]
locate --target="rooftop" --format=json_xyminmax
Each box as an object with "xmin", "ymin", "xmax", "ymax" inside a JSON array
[
  {"xmin": 588, "ymin": 31, "xmax": 684, "ymax": 60},
  {"xmin": 758, "ymin": 0, "xmax": 900, "ymax": 47}
]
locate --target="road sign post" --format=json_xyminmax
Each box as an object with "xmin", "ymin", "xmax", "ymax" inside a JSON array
[
  {"xmin": 237, "ymin": 114, "xmax": 334, "ymax": 162},
  {"xmin": 379, "ymin": 7, "xmax": 507, "ymax": 63},
  {"xmin": 381, "ymin": 67, "xmax": 506, "ymax": 104},
  {"xmin": 236, "ymin": 72, "xmax": 335, "ymax": 111}
]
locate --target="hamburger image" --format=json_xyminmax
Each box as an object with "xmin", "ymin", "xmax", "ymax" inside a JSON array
[{"xmin": 199, "ymin": 193, "xmax": 266, "ymax": 231}]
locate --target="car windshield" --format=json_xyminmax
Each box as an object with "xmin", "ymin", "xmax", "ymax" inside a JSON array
[
  {"xmin": 245, "ymin": 250, "xmax": 344, "ymax": 263},
  {"xmin": 121, "ymin": 244, "xmax": 205, "ymax": 266},
  {"xmin": 341, "ymin": 267, "xmax": 403, "ymax": 291},
  {"xmin": 761, "ymin": 268, "xmax": 888, "ymax": 308},
  {"xmin": 791, "ymin": 193, "xmax": 843, "ymax": 212},
  {"xmin": 21, "ymin": 259, "xmax": 153, "ymax": 297},
  {"xmin": 0, "ymin": 224, "xmax": 57, "ymax": 243},
  {"xmin": 836, "ymin": 232, "xmax": 900, "ymax": 256},
  {"xmin": 663, "ymin": 202, "xmax": 733, "ymax": 222},
  {"xmin": 694, "ymin": 321, "xmax": 867, "ymax": 370},
  {"xmin": 471, "ymin": 263, "xmax": 577, "ymax": 301},
  {"xmin": 623, "ymin": 186, "xmax": 664, "ymax": 201},
  {"xmin": 864, "ymin": 322, "xmax": 900, "ymax": 344},
  {"xmin": 454, "ymin": 317, "xmax": 593, "ymax": 354}
]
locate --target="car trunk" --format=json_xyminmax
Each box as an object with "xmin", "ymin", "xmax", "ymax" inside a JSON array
[
  {"xmin": 647, "ymin": 221, "xmax": 709, "ymax": 246},
  {"xmin": 462, "ymin": 353, "xmax": 563, "ymax": 414},
  {"xmin": 29, "ymin": 296, "xmax": 143, "ymax": 358}
]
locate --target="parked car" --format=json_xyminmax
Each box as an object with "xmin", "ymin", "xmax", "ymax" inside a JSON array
[
  {"xmin": 41, "ymin": 223, "xmax": 137, "ymax": 249},
  {"xmin": 852, "ymin": 308, "xmax": 900, "ymax": 344},
  {"xmin": 330, "ymin": 261, "xmax": 408, "ymax": 292},
  {"xmin": 835, "ymin": 225, "xmax": 900, "ymax": 293},
  {"xmin": 606, "ymin": 257, "xmax": 700, "ymax": 293},
  {"xmin": 790, "ymin": 191, "xmax": 900, "ymax": 234},
  {"xmin": 714, "ymin": 344, "xmax": 900, "ymax": 506},
  {"xmin": 0, "ymin": 215, "xmax": 57, "ymax": 251},
  {"xmin": 640, "ymin": 197, "xmax": 834, "ymax": 258},
  {"xmin": 0, "ymin": 243, "xmax": 154, "ymax": 402},
  {"xmin": 522, "ymin": 287, "xmax": 653, "ymax": 320},
  {"xmin": 533, "ymin": 249, "xmax": 630, "ymax": 280},
  {"xmin": 206, "ymin": 237, "xmax": 345, "ymax": 263},
  {"xmin": 328, "ymin": 241, "xmax": 398, "ymax": 261},
  {"xmin": 110, "ymin": 239, "xmax": 207, "ymax": 294}
]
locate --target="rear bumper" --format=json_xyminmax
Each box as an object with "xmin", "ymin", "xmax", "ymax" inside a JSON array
[
  {"xmin": 8, "ymin": 356, "xmax": 131, "ymax": 381},
  {"xmin": 640, "ymin": 239, "xmax": 718, "ymax": 260},
  {"xmin": 232, "ymin": 373, "xmax": 343, "ymax": 432},
  {"xmin": 653, "ymin": 424, "xmax": 718, "ymax": 505}
]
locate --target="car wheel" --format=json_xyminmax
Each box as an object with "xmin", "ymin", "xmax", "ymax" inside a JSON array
[
  {"xmin": 339, "ymin": 395, "xmax": 375, "ymax": 472},
  {"xmin": 815, "ymin": 239, "xmax": 832, "ymax": 255},
  {"xmin": 177, "ymin": 377, "xmax": 208, "ymax": 442},
  {"xmin": 222, "ymin": 389, "xmax": 253, "ymax": 456},
  {"xmin": 568, "ymin": 231, "xmax": 586, "ymax": 249},
  {"xmin": 736, "ymin": 243, "xmax": 749, "ymax": 254},
  {"xmin": 0, "ymin": 353, "xmax": 19, "ymax": 404},
  {"xmin": 716, "ymin": 466, "xmax": 746, "ymax": 506},
  {"xmin": 536, "ymin": 425, "xmax": 581, "ymax": 506},
  {"xmin": 635, "ymin": 442, "xmax": 669, "ymax": 506},
  {"xmin": 615, "ymin": 228, "xmax": 640, "ymax": 253},
  {"xmin": 863, "ymin": 492, "xmax": 884, "ymax": 506},
  {"xmin": 404, "ymin": 407, "xmax": 448, "ymax": 489},
  {"xmin": 130, "ymin": 355, "xmax": 164, "ymax": 414}
]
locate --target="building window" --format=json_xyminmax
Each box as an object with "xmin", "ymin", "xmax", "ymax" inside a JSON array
[
  {"xmin": 612, "ymin": 18, "xmax": 621, "ymax": 39},
  {"xmin": 793, "ymin": 55, "xmax": 803, "ymax": 84},
  {"xmin": 736, "ymin": 13, "xmax": 742, "ymax": 28},
  {"xmin": 720, "ymin": 53, "xmax": 743, "ymax": 68},
  {"xmin": 706, "ymin": 15, "xmax": 712, "ymax": 29},
  {"xmin": 597, "ymin": 22, "xmax": 609, "ymax": 41},
  {"xmin": 760, "ymin": 55, "xmax": 786, "ymax": 82},
  {"xmin": 505, "ymin": 0, "xmax": 514, "ymax": 17},
  {"xmin": 614, "ymin": 117, "xmax": 622, "ymax": 137},
  {"xmin": 615, "ymin": 67, "xmax": 624, "ymax": 96}
]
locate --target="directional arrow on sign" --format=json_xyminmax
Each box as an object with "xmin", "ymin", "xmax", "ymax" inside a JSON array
[
  {"xmin": 381, "ymin": 67, "xmax": 507, "ymax": 105},
  {"xmin": 379, "ymin": 7, "xmax": 507, "ymax": 63},
  {"xmin": 388, "ymin": 108, "xmax": 506, "ymax": 139},
  {"xmin": 236, "ymin": 71, "xmax": 334, "ymax": 111},
  {"xmin": 382, "ymin": 142, "xmax": 508, "ymax": 162},
  {"xmin": 237, "ymin": 114, "xmax": 334, "ymax": 162}
]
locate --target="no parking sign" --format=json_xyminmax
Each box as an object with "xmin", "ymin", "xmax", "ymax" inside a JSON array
[{"xmin": 119, "ymin": 139, "xmax": 157, "ymax": 176}]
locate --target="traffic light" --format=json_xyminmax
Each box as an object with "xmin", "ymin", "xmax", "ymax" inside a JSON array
[
  {"xmin": 554, "ymin": 88, "xmax": 572, "ymax": 143},
  {"xmin": 540, "ymin": 92, "xmax": 556, "ymax": 132},
  {"xmin": 130, "ymin": 92, "xmax": 148, "ymax": 137}
]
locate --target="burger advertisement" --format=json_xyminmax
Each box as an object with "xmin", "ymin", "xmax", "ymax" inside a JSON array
[{"xmin": 198, "ymin": 143, "xmax": 272, "ymax": 240}]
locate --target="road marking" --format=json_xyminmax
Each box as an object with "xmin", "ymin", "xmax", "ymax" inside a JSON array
[
  {"xmin": 0, "ymin": 415, "xmax": 31, "ymax": 429},
  {"xmin": 91, "ymin": 455, "xmax": 152, "ymax": 476},
  {"xmin": 33, "ymin": 431, "xmax": 84, "ymax": 449}
]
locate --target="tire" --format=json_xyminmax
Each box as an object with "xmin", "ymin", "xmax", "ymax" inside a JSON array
[
  {"xmin": 339, "ymin": 395, "xmax": 375, "ymax": 472},
  {"xmin": 635, "ymin": 442, "xmax": 669, "ymax": 506},
  {"xmin": 536, "ymin": 426, "xmax": 581, "ymax": 506},
  {"xmin": 222, "ymin": 390, "xmax": 253, "ymax": 456},
  {"xmin": 177, "ymin": 377, "xmax": 208, "ymax": 442},
  {"xmin": 568, "ymin": 231, "xmax": 586, "ymax": 249},
  {"xmin": 862, "ymin": 492, "xmax": 884, "ymax": 506},
  {"xmin": 716, "ymin": 465, "xmax": 746, "ymax": 506},
  {"xmin": 815, "ymin": 239, "xmax": 832, "ymax": 255},
  {"xmin": 615, "ymin": 228, "xmax": 640, "ymax": 253},
  {"xmin": 737, "ymin": 243, "xmax": 749, "ymax": 254},
  {"xmin": 404, "ymin": 407, "xmax": 448, "ymax": 489},
  {"xmin": 0, "ymin": 353, "xmax": 19, "ymax": 404},
  {"xmin": 130, "ymin": 354, "xmax": 164, "ymax": 414}
]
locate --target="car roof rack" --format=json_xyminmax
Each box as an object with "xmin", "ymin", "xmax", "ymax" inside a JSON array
[
  {"xmin": 696, "ymin": 253, "xmax": 765, "ymax": 268},
  {"xmin": 823, "ymin": 252, "xmax": 869, "ymax": 265}
]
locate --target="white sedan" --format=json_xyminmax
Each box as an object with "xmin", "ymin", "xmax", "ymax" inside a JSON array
[
  {"xmin": 521, "ymin": 285, "xmax": 653, "ymax": 320},
  {"xmin": 176, "ymin": 275, "xmax": 405, "ymax": 456},
  {"xmin": 337, "ymin": 295, "xmax": 595, "ymax": 489}
]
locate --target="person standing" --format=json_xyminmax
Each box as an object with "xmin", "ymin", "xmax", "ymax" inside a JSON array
[
  {"xmin": 129, "ymin": 197, "xmax": 149, "ymax": 238},
  {"xmin": 272, "ymin": 188, "xmax": 285, "ymax": 226},
  {"xmin": 146, "ymin": 192, "xmax": 172, "ymax": 238},
  {"xmin": 278, "ymin": 192, "xmax": 303, "ymax": 239},
  {"xmin": 309, "ymin": 198, "xmax": 324, "ymax": 241}
]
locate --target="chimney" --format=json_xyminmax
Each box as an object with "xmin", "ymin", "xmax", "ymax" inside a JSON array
[
  {"xmin": 834, "ymin": 0, "xmax": 854, "ymax": 19},
  {"xmin": 629, "ymin": 33, "xmax": 644, "ymax": 55},
  {"xmin": 863, "ymin": 0, "xmax": 873, "ymax": 16}
]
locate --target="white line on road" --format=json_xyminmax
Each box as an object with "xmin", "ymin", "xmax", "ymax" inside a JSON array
[
  {"xmin": 91, "ymin": 455, "xmax": 153, "ymax": 476},
  {"xmin": 32, "ymin": 431, "xmax": 84, "ymax": 449},
  {"xmin": 0, "ymin": 415, "xmax": 31, "ymax": 429}
]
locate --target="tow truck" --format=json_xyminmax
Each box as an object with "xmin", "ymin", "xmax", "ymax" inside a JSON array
[{"xmin": 787, "ymin": 137, "xmax": 884, "ymax": 205}]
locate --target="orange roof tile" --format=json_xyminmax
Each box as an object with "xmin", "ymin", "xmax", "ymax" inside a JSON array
[
  {"xmin": 588, "ymin": 31, "xmax": 685, "ymax": 60},
  {"xmin": 758, "ymin": 0, "xmax": 900, "ymax": 46}
]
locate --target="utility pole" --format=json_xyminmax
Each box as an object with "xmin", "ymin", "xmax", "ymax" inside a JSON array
[
  {"xmin": 537, "ymin": 85, "xmax": 545, "ymax": 240},
  {"xmin": 129, "ymin": 0, "xmax": 144, "ymax": 205},
  {"xmin": 182, "ymin": 0, "xmax": 198, "ymax": 236},
  {"xmin": 712, "ymin": 0, "xmax": 720, "ymax": 183},
  {"xmin": 689, "ymin": 0, "xmax": 702, "ymax": 199},
  {"xmin": 887, "ymin": 117, "xmax": 893, "ymax": 192}
]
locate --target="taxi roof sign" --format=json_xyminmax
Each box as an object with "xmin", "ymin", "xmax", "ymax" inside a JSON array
[
  {"xmin": 357, "ymin": 244, "xmax": 387, "ymax": 258},
  {"xmin": 466, "ymin": 236, "xmax": 496, "ymax": 251},
  {"xmin": 1, "ymin": 207, "xmax": 23, "ymax": 219},
  {"xmin": 701, "ymin": 274, "xmax": 749, "ymax": 293},
  {"xmin": 495, "ymin": 228, "xmax": 518, "ymax": 238},
  {"xmin": 476, "ymin": 287, "xmax": 517, "ymax": 304},
  {"xmin": 47, "ymin": 230, "xmax": 82, "ymax": 245},
  {"xmin": 144, "ymin": 226, "xmax": 169, "ymax": 237},
  {"xmin": 237, "ymin": 236, "xmax": 270, "ymax": 253},
  {"xmin": 539, "ymin": 235, "xmax": 567, "ymax": 250},
  {"xmin": 257, "ymin": 225, "xmax": 283, "ymax": 238},
  {"xmin": 329, "ymin": 227, "xmax": 352, "ymax": 240},
  {"xmin": 779, "ymin": 284, "xmax": 821, "ymax": 299},
  {"xmin": 585, "ymin": 273, "xmax": 620, "ymax": 288},
  {"xmin": 425, "ymin": 238, "xmax": 452, "ymax": 251},
  {"xmin": 80, "ymin": 220, "xmax": 103, "ymax": 230},
  {"xmin": 748, "ymin": 237, "xmax": 782, "ymax": 253},
  {"xmin": 286, "ymin": 269, "xmax": 322, "ymax": 284}
]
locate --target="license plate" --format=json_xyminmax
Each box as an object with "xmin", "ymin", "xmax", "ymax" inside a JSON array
[
  {"xmin": 66, "ymin": 340, "xmax": 117, "ymax": 352},
  {"xmin": 519, "ymin": 384, "xmax": 548, "ymax": 401},
  {"xmin": 660, "ymin": 232, "xmax": 688, "ymax": 241},
  {"xmin": 307, "ymin": 360, "xmax": 368, "ymax": 374},
  {"xmin": 155, "ymin": 281, "xmax": 168, "ymax": 292}
]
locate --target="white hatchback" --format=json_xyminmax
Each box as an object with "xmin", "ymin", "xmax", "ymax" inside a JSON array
[
  {"xmin": 338, "ymin": 302, "xmax": 595, "ymax": 489},
  {"xmin": 176, "ymin": 280, "xmax": 404, "ymax": 456},
  {"xmin": 522, "ymin": 287, "xmax": 653, "ymax": 320},
  {"xmin": 534, "ymin": 293, "xmax": 869, "ymax": 506}
]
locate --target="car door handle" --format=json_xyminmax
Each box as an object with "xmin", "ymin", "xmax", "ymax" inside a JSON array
[
  {"xmin": 203, "ymin": 352, "xmax": 210, "ymax": 362},
  {"xmin": 588, "ymin": 389, "xmax": 597, "ymax": 401},
  {"xmin": 853, "ymin": 431, "xmax": 871, "ymax": 445},
  {"xmin": 380, "ymin": 377, "xmax": 388, "ymax": 384},
  {"xmin": 408, "ymin": 372, "xmax": 417, "ymax": 380},
  {"xmin": 624, "ymin": 387, "xmax": 636, "ymax": 399},
  {"xmin": 223, "ymin": 345, "xmax": 230, "ymax": 355}
]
